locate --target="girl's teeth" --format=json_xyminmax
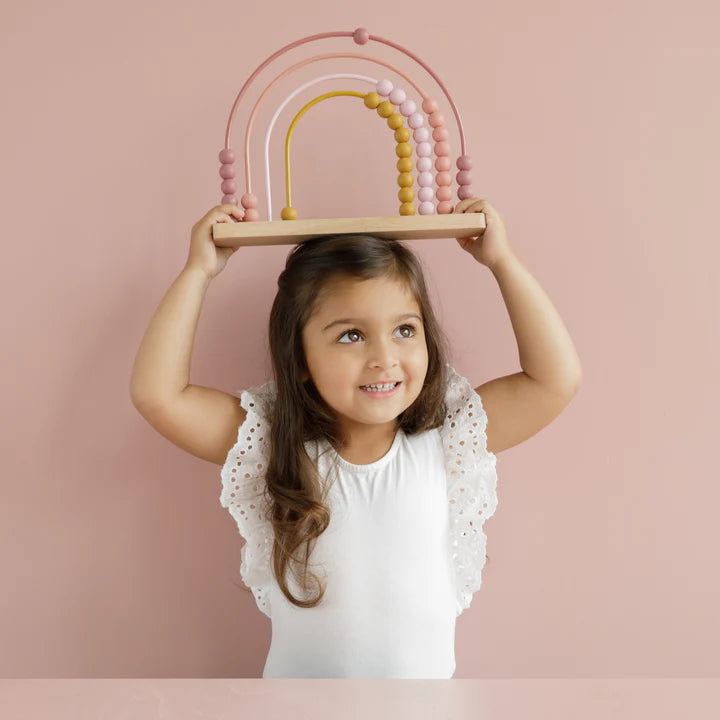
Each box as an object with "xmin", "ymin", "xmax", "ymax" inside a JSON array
[{"xmin": 362, "ymin": 382, "xmax": 397, "ymax": 391}]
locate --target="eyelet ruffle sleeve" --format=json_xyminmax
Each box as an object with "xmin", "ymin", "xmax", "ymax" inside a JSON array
[
  {"xmin": 440, "ymin": 364, "xmax": 499, "ymax": 617},
  {"xmin": 220, "ymin": 379, "xmax": 276, "ymax": 619}
]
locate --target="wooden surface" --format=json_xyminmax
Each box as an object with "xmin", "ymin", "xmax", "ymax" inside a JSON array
[{"xmin": 211, "ymin": 213, "xmax": 487, "ymax": 247}]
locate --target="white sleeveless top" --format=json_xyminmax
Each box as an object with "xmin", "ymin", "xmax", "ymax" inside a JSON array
[{"xmin": 220, "ymin": 364, "xmax": 499, "ymax": 678}]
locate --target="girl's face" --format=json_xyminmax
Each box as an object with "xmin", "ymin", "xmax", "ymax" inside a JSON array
[{"xmin": 301, "ymin": 275, "xmax": 429, "ymax": 443}]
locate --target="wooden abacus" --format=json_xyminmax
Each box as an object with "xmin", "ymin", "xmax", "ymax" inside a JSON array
[{"xmin": 211, "ymin": 27, "xmax": 486, "ymax": 248}]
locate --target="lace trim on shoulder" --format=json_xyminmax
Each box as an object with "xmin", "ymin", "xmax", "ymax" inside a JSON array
[
  {"xmin": 441, "ymin": 365, "xmax": 499, "ymax": 617},
  {"xmin": 220, "ymin": 380, "xmax": 276, "ymax": 618}
]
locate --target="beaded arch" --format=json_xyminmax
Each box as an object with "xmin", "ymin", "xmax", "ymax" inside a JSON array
[{"xmin": 213, "ymin": 27, "xmax": 485, "ymax": 246}]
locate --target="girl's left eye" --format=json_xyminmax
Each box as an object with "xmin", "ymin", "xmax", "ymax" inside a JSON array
[{"xmin": 337, "ymin": 324, "xmax": 417, "ymax": 343}]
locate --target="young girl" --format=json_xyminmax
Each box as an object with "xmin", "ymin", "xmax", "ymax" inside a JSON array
[{"xmin": 130, "ymin": 198, "xmax": 582, "ymax": 679}]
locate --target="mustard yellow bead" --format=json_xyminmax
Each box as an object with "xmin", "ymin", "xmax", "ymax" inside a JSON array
[
  {"xmin": 397, "ymin": 172, "xmax": 414, "ymax": 188},
  {"xmin": 281, "ymin": 206, "xmax": 298, "ymax": 220},
  {"xmin": 397, "ymin": 157, "xmax": 413, "ymax": 173},
  {"xmin": 399, "ymin": 202, "xmax": 416, "ymax": 216},
  {"xmin": 364, "ymin": 92, "xmax": 381, "ymax": 109},
  {"xmin": 398, "ymin": 187, "xmax": 415, "ymax": 203},
  {"xmin": 394, "ymin": 127, "xmax": 410, "ymax": 143},
  {"xmin": 377, "ymin": 100, "xmax": 394, "ymax": 118},
  {"xmin": 387, "ymin": 113, "xmax": 404, "ymax": 130},
  {"xmin": 395, "ymin": 142, "xmax": 412, "ymax": 158}
]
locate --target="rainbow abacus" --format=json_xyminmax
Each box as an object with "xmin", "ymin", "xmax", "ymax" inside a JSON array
[{"xmin": 211, "ymin": 27, "xmax": 486, "ymax": 247}]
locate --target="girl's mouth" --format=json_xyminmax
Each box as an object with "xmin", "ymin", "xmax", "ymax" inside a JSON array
[{"xmin": 358, "ymin": 381, "xmax": 401, "ymax": 397}]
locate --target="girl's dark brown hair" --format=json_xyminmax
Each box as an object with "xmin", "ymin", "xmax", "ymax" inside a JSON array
[{"xmin": 239, "ymin": 233, "xmax": 487, "ymax": 608}]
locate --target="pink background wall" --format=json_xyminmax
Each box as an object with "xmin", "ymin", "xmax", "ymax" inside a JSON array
[{"xmin": 1, "ymin": 0, "xmax": 718, "ymax": 683}]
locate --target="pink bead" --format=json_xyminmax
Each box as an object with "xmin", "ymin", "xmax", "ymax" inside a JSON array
[
  {"xmin": 221, "ymin": 194, "xmax": 237, "ymax": 205},
  {"xmin": 219, "ymin": 148, "xmax": 235, "ymax": 163},
  {"xmin": 435, "ymin": 156, "xmax": 451, "ymax": 172},
  {"xmin": 457, "ymin": 154, "xmax": 473, "ymax": 170},
  {"xmin": 418, "ymin": 187, "xmax": 434, "ymax": 202},
  {"xmin": 436, "ymin": 186, "xmax": 452, "ymax": 201},
  {"xmin": 422, "ymin": 97, "xmax": 438, "ymax": 114},
  {"xmin": 432, "ymin": 126, "xmax": 449, "ymax": 142},
  {"xmin": 416, "ymin": 156, "xmax": 432, "ymax": 172},
  {"xmin": 419, "ymin": 201, "xmax": 435, "ymax": 215},
  {"xmin": 219, "ymin": 163, "xmax": 235, "ymax": 179},
  {"xmin": 416, "ymin": 141, "xmax": 431, "ymax": 157},
  {"xmin": 399, "ymin": 99, "xmax": 416, "ymax": 116},
  {"xmin": 437, "ymin": 200, "xmax": 453, "ymax": 214},
  {"xmin": 458, "ymin": 185, "xmax": 475, "ymax": 200},
  {"xmin": 353, "ymin": 27, "xmax": 370, "ymax": 44},
  {"xmin": 244, "ymin": 208, "xmax": 260, "ymax": 222},
  {"xmin": 413, "ymin": 126, "xmax": 429, "ymax": 143},
  {"xmin": 389, "ymin": 88, "xmax": 406, "ymax": 105},
  {"xmin": 428, "ymin": 111, "xmax": 445, "ymax": 128},
  {"xmin": 456, "ymin": 170, "xmax": 472, "ymax": 185},
  {"xmin": 418, "ymin": 171, "xmax": 433, "ymax": 186},
  {"xmin": 376, "ymin": 79, "xmax": 393, "ymax": 96},
  {"xmin": 241, "ymin": 193, "xmax": 258, "ymax": 209},
  {"xmin": 435, "ymin": 140, "xmax": 450, "ymax": 156},
  {"xmin": 436, "ymin": 171, "xmax": 451, "ymax": 186},
  {"xmin": 408, "ymin": 112, "xmax": 424, "ymax": 129},
  {"xmin": 221, "ymin": 178, "xmax": 237, "ymax": 194}
]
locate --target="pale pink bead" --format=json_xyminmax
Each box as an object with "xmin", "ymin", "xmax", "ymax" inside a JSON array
[
  {"xmin": 419, "ymin": 201, "xmax": 435, "ymax": 214},
  {"xmin": 219, "ymin": 163, "xmax": 235, "ymax": 179},
  {"xmin": 435, "ymin": 141, "xmax": 450, "ymax": 156},
  {"xmin": 418, "ymin": 187, "xmax": 434, "ymax": 202},
  {"xmin": 437, "ymin": 200, "xmax": 453, "ymax": 214},
  {"xmin": 432, "ymin": 126, "xmax": 449, "ymax": 142},
  {"xmin": 353, "ymin": 27, "xmax": 370, "ymax": 44},
  {"xmin": 221, "ymin": 178, "xmax": 237, "ymax": 194},
  {"xmin": 389, "ymin": 87, "xmax": 406, "ymax": 105},
  {"xmin": 418, "ymin": 171, "xmax": 433, "ymax": 186},
  {"xmin": 428, "ymin": 111, "xmax": 445, "ymax": 128},
  {"xmin": 244, "ymin": 208, "xmax": 260, "ymax": 222},
  {"xmin": 219, "ymin": 148, "xmax": 235, "ymax": 163},
  {"xmin": 400, "ymin": 99, "xmax": 416, "ymax": 116},
  {"xmin": 408, "ymin": 112, "xmax": 424, "ymax": 129},
  {"xmin": 456, "ymin": 170, "xmax": 472, "ymax": 185},
  {"xmin": 458, "ymin": 185, "xmax": 475, "ymax": 200},
  {"xmin": 376, "ymin": 79, "xmax": 393, "ymax": 96},
  {"xmin": 436, "ymin": 186, "xmax": 452, "ymax": 201},
  {"xmin": 413, "ymin": 126, "xmax": 429, "ymax": 142},
  {"xmin": 435, "ymin": 156, "xmax": 451, "ymax": 172},
  {"xmin": 436, "ymin": 171, "xmax": 451, "ymax": 186},
  {"xmin": 241, "ymin": 193, "xmax": 258, "ymax": 209},
  {"xmin": 416, "ymin": 141, "xmax": 431, "ymax": 157},
  {"xmin": 422, "ymin": 97, "xmax": 438, "ymax": 114},
  {"xmin": 416, "ymin": 156, "xmax": 432, "ymax": 172},
  {"xmin": 221, "ymin": 194, "xmax": 237, "ymax": 205},
  {"xmin": 457, "ymin": 154, "xmax": 473, "ymax": 170}
]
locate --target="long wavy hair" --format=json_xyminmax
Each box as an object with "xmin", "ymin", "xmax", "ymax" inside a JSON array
[{"xmin": 240, "ymin": 233, "xmax": 483, "ymax": 609}]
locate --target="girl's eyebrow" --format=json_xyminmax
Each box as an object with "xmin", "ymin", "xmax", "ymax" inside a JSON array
[{"xmin": 322, "ymin": 312, "xmax": 422, "ymax": 333}]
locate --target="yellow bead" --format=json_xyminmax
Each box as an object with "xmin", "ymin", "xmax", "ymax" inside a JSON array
[
  {"xmin": 387, "ymin": 113, "xmax": 403, "ymax": 130},
  {"xmin": 377, "ymin": 101, "xmax": 394, "ymax": 118},
  {"xmin": 399, "ymin": 202, "xmax": 416, "ymax": 216},
  {"xmin": 364, "ymin": 92, "xmax": 381, "ymax": 109},
  {"xmin": 398, "ymin": 187, "xmax": 415, "ymax": 203},
  {"xmin": 397, "ymin": 172, "xmax": 414, "ymax": 188},
  {"xmin": 281, "ymin": 206, "xmax": 298, "ymax": 220},
  {"xmin": 397, "ymin": 157, "xmax": 413, "ymax": 173},
  {"xmin": 395, "ymin": 142, "xmax": 412, "ymax": 158},
  {"xmin": 394, "ymin": 126, "xmax": 410, "ymax": 143}
]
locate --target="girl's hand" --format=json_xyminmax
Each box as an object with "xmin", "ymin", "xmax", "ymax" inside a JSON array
[
  {"xmin": 185, "ymin": 204, "xmax": 245, "ymax": 280},
  {"xmin": 452, "ymin": 198, "xmax": 514, "ymax": 270}
]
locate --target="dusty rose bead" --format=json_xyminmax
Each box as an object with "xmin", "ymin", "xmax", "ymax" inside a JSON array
[
  {"xmin": 436, "ymin": 186, "xmax": 452, "ymax": 201},
  {"xmin": 418, "ymin": 187, "xmax": 434, "ymax": 202},
  {"xmin": 456, "ymin": 170, "xmax": 472, "ymax": 185},
  {"xmin": 221, "ymin": 178, "xmax": 237, "ymax": 194},
  {"xmin": 219, "ymin": 148, "xmax": 235, "ymax": 163},
  {"xmin": 422, "ymin": 97, "xmax": 438, "ymax": 114},
  {"xmin": 219, "ymin": 164, "xmax": 235, "ymax": 179},
  {"xmin": 435, "ymin": 141, "xmax": 450, "ymax": 156},
  {"xmin": 244, "ymin": 208, "xmax": 260, "ymax": 222},
  {"xmin": 432, "ymin": 126, "xmax": 449, "ymax": 142},
  {"xmin": 437, "ymin": 200, "xmax": 453, "ymax": 214},
  {"xmin": 458, "ymin": 185, "xmax": 475, "ymax": 200},
  {"xmin": 221, "ymin": 194, "xmax": 237, "ymax": 205},
  {"xmin": 353, "ymin": 27, "xmax": 370, "ymax": 44},
  {"xmin": 435, "ymin": 156, "xmax": 451, "ymax": 172},
  {"xmin": 241, "ymin": 193, "xmax": 258, "ymax": 209},
  {"xmin": 457, "ymin": 154, "xmax": 473, "ymax": 170},
  {"xmin": 436, "ymin": 171, "xmax": 451, "ymax": 186}
]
